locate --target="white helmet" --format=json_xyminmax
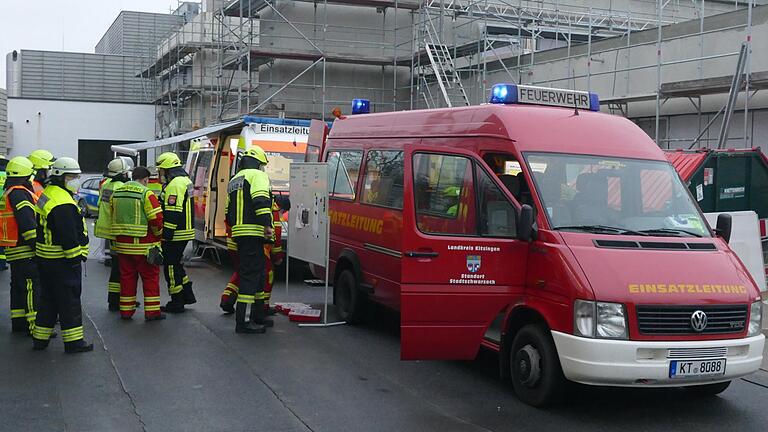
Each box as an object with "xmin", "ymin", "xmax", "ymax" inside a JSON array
[
  {"xmin": 50, "ymin": 157, "xmax": 82, "ymax": 176},
  {"xmin": 107, "ymin": 157, "xmax": 133, "ymax": 177}
]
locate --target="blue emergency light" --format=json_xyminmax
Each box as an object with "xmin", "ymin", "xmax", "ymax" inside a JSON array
[
  {"xmin": 489, "ymin": 83, "xmax": 600, "ymax": 112},
  {"xmin": 351, "ymin": 99, "xmax": 370, "ymax": 115}
]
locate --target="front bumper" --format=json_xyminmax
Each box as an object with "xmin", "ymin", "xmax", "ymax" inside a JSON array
[{"xmin": 552, "ymin": 331, "xmax": 765, "ymax": 387}]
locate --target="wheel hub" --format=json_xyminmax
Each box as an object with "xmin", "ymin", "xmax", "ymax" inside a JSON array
[{"xmin": 515, "ymin": 344, "xmax": 542, "ymax": 388}]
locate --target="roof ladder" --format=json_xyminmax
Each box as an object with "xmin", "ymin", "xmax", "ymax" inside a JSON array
[{"xmin": 423, "ymin": 12, "xmax": 469, "ymax": 108}]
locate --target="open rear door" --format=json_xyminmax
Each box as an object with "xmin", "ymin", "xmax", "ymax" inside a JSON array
[{"xmin": 400, "ymin": 141, "xmax": 529, "ymax": 360}]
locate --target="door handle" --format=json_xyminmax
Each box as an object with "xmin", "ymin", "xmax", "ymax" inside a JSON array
[{"xmin": 404, "ymin": 251, "xmax": 439, "ymax": 258}]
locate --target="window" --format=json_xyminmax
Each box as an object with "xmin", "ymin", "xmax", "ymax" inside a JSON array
[
  {"xmin": 362, "ymin": 150, "xmax": 404, "ymax": 209},
  {"xmin": 476, "ymin": 165, "xmax": 517, "ymax": 237},
  {"xmin": 327, "ymin": 150, "xmax": 362, "ymax": 200},
  {"xmin": 413, "ymin": 153, "xmax": 476, "ymax": 235}
]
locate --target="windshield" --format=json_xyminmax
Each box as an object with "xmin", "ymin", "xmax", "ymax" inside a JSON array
[
  {"xmin": 264, "ymin": 152, "xmax": 305, "ymax": 191},
  {"xmin": 525, "ymin": 153, "xmax": 710, "ymax": 237}
]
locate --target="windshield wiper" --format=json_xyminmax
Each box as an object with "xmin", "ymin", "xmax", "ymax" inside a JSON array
[
  {"xmin": 555, "ymin": 225, "xmax": 647, "ymax": 236},
  {"xmin": 637, "ymin": 228, "xmax": 703, "ymax": 238}
]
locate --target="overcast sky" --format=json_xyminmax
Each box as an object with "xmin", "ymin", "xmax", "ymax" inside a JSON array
[{"xmin": 0, "ymin": 0, "xmax": 178, "ymax": 86}]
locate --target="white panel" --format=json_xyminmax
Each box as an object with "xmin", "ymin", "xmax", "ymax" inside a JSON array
[{"xmin": 288, "ymin": 163, "xmax": 329, "ymax": 267}]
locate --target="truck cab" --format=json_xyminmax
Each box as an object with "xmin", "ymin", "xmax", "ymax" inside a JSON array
[{"xmin": 310, "ymin": 85, "xmax": 765, "ymax": 406}]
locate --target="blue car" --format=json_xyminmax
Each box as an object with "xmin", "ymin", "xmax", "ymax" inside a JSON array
[{"xmin": 75, "ymin": 176, "xmax": 103, "ymax": 218}]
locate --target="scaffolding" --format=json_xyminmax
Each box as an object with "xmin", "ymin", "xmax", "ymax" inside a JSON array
[{"xmin": 146, "ymin": 0, "xmax": 759, "ymax": 150}]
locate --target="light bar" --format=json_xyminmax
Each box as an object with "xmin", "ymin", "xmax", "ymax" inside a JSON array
[
  {"xmin": 489, "ymin": 84, "xmax": 600, "ymax": 111},
  {"xmin": 351, "ymin": 99, "xmax": 370, "ymax": 115}
]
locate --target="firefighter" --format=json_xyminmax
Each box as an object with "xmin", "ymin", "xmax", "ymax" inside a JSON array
[
  {"xmin": 94, "ymin": 158, "xmax": 131, "ymax": 311},
  {"xmin": 111, "ymin": 166, "xmax": 165, "ymax": 321},
  {"xmin": 0, "ymin": 156, "xmax": 7, "ymax": 272},
  {"xmin": 32, "ymin": 157, "xmax": 92, "ymax": 354},
  {"xmin": 0, "ymin": 157, "xmax": 40, "ymax": 334},
  {"xmin": 28, "ymin": 149, "xmax": 55, "ymax": 198},
  {"xmin": 147, "ymin": 166, "xmax": 163, "ymax": 197},
  {"xmin": 219, "ymin": 196, "xmax": 287, "ymax": 315},
  {"xmin": 226, "ymin": 146, "xmax": 274, "ymax": 333},
  {"xmin": 155, "ymin": 152, "xmax": 196, "ymax": 313}
]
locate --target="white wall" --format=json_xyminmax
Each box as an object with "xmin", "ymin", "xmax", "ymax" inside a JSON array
[{"xmin": 7, "ymin": 98, "xmax": 155, "ymax": 162}]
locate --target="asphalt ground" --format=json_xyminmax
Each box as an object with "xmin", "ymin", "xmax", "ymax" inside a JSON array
[{"xmin": 2, "ymin": 222, "xmax": 768, "ymax": 431}]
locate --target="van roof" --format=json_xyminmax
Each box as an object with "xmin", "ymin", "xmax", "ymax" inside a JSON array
[{"xmin": 329, "ymin": 104, "xmax": 665, "ymax": 161}]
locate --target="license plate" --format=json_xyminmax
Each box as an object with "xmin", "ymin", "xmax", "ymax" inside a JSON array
[{"xmin": 669, "ymin": 359, "xmax": 726, "ymax": 379}]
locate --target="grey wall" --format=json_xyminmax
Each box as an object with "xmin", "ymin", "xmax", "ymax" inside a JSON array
[
  {"xmin": 6, "ymin": 50, "xmax": 156, "ymax": 104},
  {"xmin": 95, "ymin": 11, "xmax": 184, "ymax": 58}
]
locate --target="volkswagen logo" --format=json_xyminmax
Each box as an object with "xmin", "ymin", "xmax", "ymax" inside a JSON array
[{"xmin": 690, "ymin": 310, "xmax": 708, "ymax": 332}]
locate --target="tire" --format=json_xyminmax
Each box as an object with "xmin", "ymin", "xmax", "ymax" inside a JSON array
[
  {"xmin": 510, "ymin": 324, "xmax": 566, "ymax": 407},
  {"xmin": 78, "ymin": 199, "xmax": 89, "ymax": 218},
  {"xmin": 683, "ymin": 381, "xmax": 731, "ymax": 396},
  {"xmin": 334, "ymin": 269, "xmax": 366, "ymax": 324}
]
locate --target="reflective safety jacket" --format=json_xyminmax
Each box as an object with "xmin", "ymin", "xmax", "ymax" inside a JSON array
[
  {"xmin": 161, "ymin": 174, "xmax": 194, "ymax": 242},
  {"xmin": 94, "ymin": 177, "xmax": 124, "ymax": 239},
  {"xmin": 32, "ymin": 180, "xmax": 45, "ymax": 199},
  {"xmin": 111, "ymin": 181, "xmax": 163, "ymax": 255},
  {"xmin": 226, "ymin": 169, "xmax": 272, "ymax": 238},
  {"xmin": 147, "ymin": 179, "xmax": 162, "ymax": 197},
  {"xmin": 0, "ymin": 184, "xmax": 38, "ymax": 262},
  {"xmin": 36, "ymin": 185, "xmax": 89, "ymax": 260}
]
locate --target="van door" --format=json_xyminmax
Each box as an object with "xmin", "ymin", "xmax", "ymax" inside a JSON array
[{"xmin": 401, "ymin": 143, "xmax": 529, "ymax": 360}]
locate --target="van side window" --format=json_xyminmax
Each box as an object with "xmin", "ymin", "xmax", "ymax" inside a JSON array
[
  {"xmin": 362, "ymin": 151, "xmax": 404, "ymax": 209},
  {"xmin": 327, "ymin": 150, "xmax": 362, "ymax": 200},
  {"xmin": 476, "ymin": 164, "xmax": 517, "ymax": 237},
  {"xmin": 413, "ymin": 153, "xmax": 477, "ymax": 235}
]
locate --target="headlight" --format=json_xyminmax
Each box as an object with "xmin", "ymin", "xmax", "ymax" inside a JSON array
[
  {"xmin": 596, "ymin": 302, "xmax": 628, "ymax": 339},
  {"xmin": 574, "ymin": 300, "xmax": 628, "ymax": 339},
  {"xmin": 574, "ymin": 300, "xmax": 595, "ymax": 337},
  {"xmin": 748, "ymin": 300, "xmax": 763, "ymax": 337}
]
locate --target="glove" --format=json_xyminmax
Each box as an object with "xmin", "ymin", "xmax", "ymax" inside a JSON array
[{"xmin": 147, "ymin": 246, "xmax": 164, "ymax": 266}]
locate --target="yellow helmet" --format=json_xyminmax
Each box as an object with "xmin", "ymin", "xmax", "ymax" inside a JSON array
[
  {"xmin": 28, "ymin": 149, "xmax": 55, "ymax": 170},
  {"xmin": 242, "ymin": 145, "xmax": 268, "ymax": 165},
  {"xmin": 6, "ymin": 156, "xmax": 35, "ymax": 178},
  {"xmin": 156, "ymin": 152, "xmax": 182, "ymax": 169}
]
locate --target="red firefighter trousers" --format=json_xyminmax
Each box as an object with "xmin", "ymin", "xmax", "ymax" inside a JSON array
[{"xmin": 119, "ymin": 254, "xmax": 161, "ymax": 318}]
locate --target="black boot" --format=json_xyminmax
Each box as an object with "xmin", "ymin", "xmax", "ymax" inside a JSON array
[
  {"xmin": 182, "ymin": 283, "xmax": 197, "ymax": 305},
  {"xmin": 235, "ymin": 303, "xmax": 265, "ymax": 334},
  {"xmin": 220, "ymin": 296, "xmax": 235, "ymax": 314},
  {"xmin": 11, "ymin": 319, "xmax": 28, "ymax": 334},
  {"xmin": 160, "ymin": 293, "xmax": 186, "ymax": 313},
  {"xmin": 65, "ymin": 340, "xmax": 94, "ymax": 354},
  {"xmin": 108, "ymin": 292, "xmax": 120, "ymax": 311},
  {"xmin": 32, "ymin": 338, "xmax": 49, "ymax": 351},
  {"xmin": 250, "ymin": 300, "xmax": 274, "ymax": 328}
]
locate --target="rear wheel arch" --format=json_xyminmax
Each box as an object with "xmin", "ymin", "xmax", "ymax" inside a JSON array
[{"xmin": 333, "ymin": 248, "xmax": 362, "ymax": 303}]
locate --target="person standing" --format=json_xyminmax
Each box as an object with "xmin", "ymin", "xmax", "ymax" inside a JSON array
[
  {"xmin": 262, "ymin": 197, "xmax": 287, "ymax": 315},
  {"xmin": 111, "ymin": 167, "xmax": 165, "ymax": 321},
  {"xmin": 32, "ymin": 157, "xmax": 92, "ymax": 354},
  {"xmin": 0, "ymin": 156, "xmax": 8, "ymax": 272},
  {"xmin": 0, "ymin": 157, "xmax": 40, "ymax": 334},
  {"xmin": 28, "ymin": 150, "xmax": 55, "ymax": 198},
  {"xmin": 94, "ymin": 158, "xmax": 131, "ymax": 311},
  {"xmin": 226, "ymin": 146, "xmax": 274, "ymax": 334},
  {"xmin": 155, "ymin": 152, "xmax": 196, "ymax": 313}
]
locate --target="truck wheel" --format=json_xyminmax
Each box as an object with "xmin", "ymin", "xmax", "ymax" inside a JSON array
[
  {"xmin": 684, "ymin": 381, "xmax": 731, "ymax": 396},
  {"xmin": 334, "ymin": 269, "xmax": 365, "ymax": 324},
  {"xmin": 510, "ymin": 324, "xmax": 566, "ymax": 407}
]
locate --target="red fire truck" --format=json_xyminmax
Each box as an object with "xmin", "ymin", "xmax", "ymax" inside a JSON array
[{"xmin": 306, "ymin": 85, "xmax": 765, "ymax": 406}]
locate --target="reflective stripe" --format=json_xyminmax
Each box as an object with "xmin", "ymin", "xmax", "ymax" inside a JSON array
[
  {"xmin": 26, "ymin": 278, "xmax": 35, "ymax": 328},
  {"xmin": 144, "ymin": 296, "xmax": 161, "ymax": 302},
  {"xmin": 237, "ymin": 294, "xmax": 255, "ymax": 304},
  {"xmin": 120, "ymin": 296, "xmax": 137, "ymax": 302},
  {"xmin": 144, "ymin": 305, "xmax": 161, "ymax": 311},
  {"xmin": 10, "ymin": 309, "xmax": 25, "ymax": 318},
  {"xmin": 168, "ymin": 266, "xmax": 183, "ymax": 294},
  {"xmin": 113, "ymin": 240, "xmax": 159, "ymax": 255},
  {"xmin": 61, "ymin": 326, "xmax": 84, "ymax": 342},
  {"xmin": 6, "ymin": 245, "xmax": 35, "ymax": 261},
  {"xmin": 32, "ymin": 326, "xmax": 54, "ymax": 340},
  {"xmin": 108, "ymin": 282, "xmax": 121, "ymax": 293},
  {"xmin": 182, "ymin": 275, "xmax": 190, "ymax": 285},
  {"xmin": 231, "ymin": 225, "xmax": 266, "ymax": 237},
  {"xmin": 21, "ymin": 229, "xmax": 36, "ymax": 240}
]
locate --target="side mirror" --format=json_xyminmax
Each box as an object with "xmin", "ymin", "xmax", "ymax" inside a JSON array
[
  {"xmin": 517, "ymin": 204, "xmax": 535, "ymax": 242},
  {"xmin": 715, "ymin": 213, "xmax": 732, "ymax": 243}
]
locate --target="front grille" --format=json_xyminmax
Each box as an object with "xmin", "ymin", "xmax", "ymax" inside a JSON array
[
  {"xmin": 636, "ymin": 304, "xmax": 748, "ymax": 335},
  {"xmin": 667, "ymin": 347, "xmax": 727, "ymax": 359}
]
